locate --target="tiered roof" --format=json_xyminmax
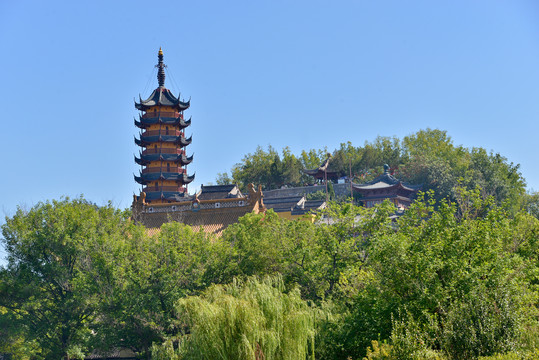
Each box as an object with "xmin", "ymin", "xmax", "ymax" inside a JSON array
[
  {"xmin": 135, "ymin": 88, "xmax": 190, "ymax": 111},
  {"xmin": 134, "ymin": 115, "xmax": 192, "ymax": 129},
  {"xmin": 134, "ymin": 172, "xmax": 195, "ymax": 185},
  {"xmin": 352, "ymin": 164, "xmax": 421, "ymax": 208},
  {"xmin": 352, "ymin": 164, "xmax": 421, "ymax": 193},
  {"xmin": 133, "ymin": 48, "xmax": 195, "ymax": 197},
  {"xmin": 134, "ymin": 134, "xmax": 192, "ymax": 147},
  {"xmin": 134, "ymin": 153, "xmax": 193, "ymax": 166}
]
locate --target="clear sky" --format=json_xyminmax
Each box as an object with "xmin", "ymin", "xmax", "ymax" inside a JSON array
[{"xmin": 1, "ymin": 1, "xmax": 539, "ymax": 260}]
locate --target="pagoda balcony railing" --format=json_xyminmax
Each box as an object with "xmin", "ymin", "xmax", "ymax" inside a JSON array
[
  {"xmin": 142, "ymin": 148, "xmax": 186, "ymax": 155},
  {"xmin": 141, "ymin": 111, "xmax": 180, "ymax": 119},
  {"xmin": 142, "ymin": 129, "xmax": 183, "ymax": 137},
  {"xmin": 142, "ymin": 167, "xmax": 187, "ymax": 174},
  {"xmin": 143, "ymin": 186, "xmax": 186, "ymax": 193}
]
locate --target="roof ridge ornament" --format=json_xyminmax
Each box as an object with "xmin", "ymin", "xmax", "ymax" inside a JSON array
[{"xmin": 156, "ymin": 47, "xmax": 166, "ymax": 88}]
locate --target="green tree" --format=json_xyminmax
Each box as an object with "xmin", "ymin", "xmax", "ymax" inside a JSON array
[
  {"xmin": 0, "ymin": 197, "xmax": 130, "ymax": 360},
  {"xmin": 152, "ymin": 276, "xmax": 316, "ymax": 360},
  {"xmin": 93, "ymin": 222, "xmax": 234, "ymax": 357},
  {"xmin": 215, "ymin": 171, "xmax": 233, "ymax": 185},
  {"xmin": 281, "ymin": 146, "xmax": 304, "ymax": 186},
  {"xmin": 339, "ymin": 191, "xmax": 532, "ymax": 359},
  {"xmin": 523, "ymin": 191, "xmax": 539, "ymax": 219}
]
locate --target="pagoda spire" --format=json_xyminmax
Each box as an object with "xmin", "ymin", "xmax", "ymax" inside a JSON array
[{"xmin": 157, "ymin": 47, "xmax": 165, "ymax": 87}]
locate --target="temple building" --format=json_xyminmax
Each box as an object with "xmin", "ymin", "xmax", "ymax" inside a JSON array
[
  {"xmin": 134, "ymin": 48, "xmax": 194, "ymax": 203},
  {"xmin": 132, "ymin": 49, "xmax": 265, "ymax": 235},
  {"xmin": 352, "ymin": 164, "xmax": 421, "ymax": 210},
  {"xmin": 303, "ymin": 155, "xmax": 340, "ymax": 183},
  {"xmin": 263, "ymin": 195, "xmax": 326, "ymax": 220}
]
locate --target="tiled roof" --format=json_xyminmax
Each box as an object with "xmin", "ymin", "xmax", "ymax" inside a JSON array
[
  {"xmin": 304, "ymin": 200, "xmax": 326, "ymax": 209},
  {"xmin": 264, "ymin": 196, "xmax": 304, "ymax": 213},
  {"xmin": 85, "ymin": 348, "xmax": 137, "ymax": 359},
  {"xmin": 198, "ymin": 184, "xmax": 243, "ymax": 200},
  {"xmin": 353, "ymin": 166, "xmax": 421, "ymax": 192},
  {"xmin": 135, "ymin": 87, "xmax": 190, "ymax": 111},
  {"xmin": 264, "ymin": 196, "xmax": 326, "ymax": 215},
  {"xmin": 138, "ymin": 206, "xmax": 254, "ymax": 236}
]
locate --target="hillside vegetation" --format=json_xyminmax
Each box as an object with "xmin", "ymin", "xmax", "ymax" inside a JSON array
[
  {"xmin": 2, "ymin": 129, "xmax": 539, "ymax": 359},
  {"xmin": 217, "ymin": 129, "xmax": 530, "ymax": 212},
  {"xmin": 2, "ymin": 190, "xmax": 539, "ymax": 359}
]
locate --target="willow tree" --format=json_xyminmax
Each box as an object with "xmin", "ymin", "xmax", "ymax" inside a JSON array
[{"xmin": 153, "ymin": 276, "xmax": 315, "ymax": 360}]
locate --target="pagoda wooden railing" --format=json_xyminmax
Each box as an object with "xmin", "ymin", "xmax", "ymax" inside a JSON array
[
  {"xmin": 142, "ymin": 167, "xmax": 187, "ymax": 174},
  {"xmin": 141, "ymin": 129, "xmax": 184, "ymax": 137},
  {"xmin": 141, "ymin": 148, "xmax": 186, "ymax": 155},
  {"xmin": 141, "ymin": 111, "xmax": 181, "ymax": 118}
]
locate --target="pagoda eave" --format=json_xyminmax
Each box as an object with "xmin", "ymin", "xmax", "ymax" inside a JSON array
[
  {"xmin": 135, "ymin": 116, "xmax": 192, "ymax": 129},
  {"xmin": 135, "ymin": 88, "xmax": 190, "ymax": 111},
  {"xmin": 135, "ymin": 153, "xmax": 194, "ymax": 166},
  {"xmin": 135, "ymin": 172, "xmax": 195, "ymax": 184},
  {"xmin": 135, "ymin": 135, "xmax": 192, "ymax": 147}
]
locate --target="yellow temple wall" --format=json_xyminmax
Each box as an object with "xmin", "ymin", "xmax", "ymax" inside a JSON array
[{"xmin": 275, "ymin": 211, "xmax": 316, "ymax": 223}]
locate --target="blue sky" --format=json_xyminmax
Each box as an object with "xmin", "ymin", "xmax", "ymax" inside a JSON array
[{"xmin": 1, "ymin": 1, "xmax": 539, "ymax": 259}]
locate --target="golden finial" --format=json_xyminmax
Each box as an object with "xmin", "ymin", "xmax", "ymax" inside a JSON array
[{"xmin": 157, "ymin": 47, "xmax": 165, "ymax": 87}]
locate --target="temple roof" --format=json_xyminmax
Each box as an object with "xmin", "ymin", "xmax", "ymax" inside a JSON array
[
  {"xmin": 303, "ymin": 168, "xmax": 340, "ymax": 180},
  {"xmin": 265, "ymin": 196, "xmax": 326, "ymax": 215},
  {"xmin": 135, "ymin": 48, "xmax": 190, "ymax": 111},
  {"xmin": 134, "ymin": 172, "xmax": 195, "ymax": 185},
  {"xmin": 136, "ymin": 206, "xmax": 257, "ymax": 236},
  {"xmin": 135, "ymin": 153, "xmax": 193, "ymax": 166},
  {"xmin": 264, "ymin": 196, "xmax": 305, "ymax": 213},
  {"xmin": 352, "ymin": 164, "xmax": 421, "ymax": 192},
  {"xmin": 135, "ymin": 88, "xmax": 190, "ymax": 111},
  {"xmin": 303, "ymin": 154, "xmax": 340, "ymax": 180},
  {"xmin": 291, "ymin": 199, "xmax": 326, "ymax": 215},
  {"xmin": 135, "ymin": 115, "xmax": 191, "ymax": 129},
  {"xmin": 143, "ymin": 191, "xmax": 190, "ymax": 202},
  {"xmin": 197, "ymin": 184, "xmax": 243, "ymax": 200},
  {"xmin": 134, "ymin": 134, "xmax": 192, "ymax": 147}
]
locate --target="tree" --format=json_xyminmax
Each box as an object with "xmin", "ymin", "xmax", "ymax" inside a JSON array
[
  {"xmin": 524, "ymin": 191, "xmax": 539, "ymax": 219},
  {"xmin": 215, "ymin": 171, "xmax": 233, "ymax": 185},
  {"xmin": 338, "ymin": 191, "xmax": 533, "ymax": 359},
  {"xmin": 215, "ymin": 129, "xmax": 527, "ymax": 210},
  {"xmin": 152, "ymin": 276, "xmax": 316, "ymax": 360},
  {"xmin": 92, "ymin": 222, "xmax": 235, "ymax": 358},
  {"xmin": 281, "ymin": 146, "xmax": 304, "ymax": 186},
  {"xmin": 0, "ymin": 197, "xmax": 130, "ymax": 360}
]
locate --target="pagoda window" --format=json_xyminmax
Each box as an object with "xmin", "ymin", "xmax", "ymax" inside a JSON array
[
  {"xmin": 166, "ymin": 126, "xmax": 169, "ymax": 135},
  {"xmin": 167, "ymin": 163, "xmax": 170, "ymax": 172}
]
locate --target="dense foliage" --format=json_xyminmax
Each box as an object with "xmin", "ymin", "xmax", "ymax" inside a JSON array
[
  {"xmin": 216, "ymin": 129, "xmax": 527, "ymax": 211},
  {"xmin": 1, "ymin": 129, "xmax": 538, "ymax": 359},
  {"xmin": 2, "ymin": 191, "xmax": 539, "ymax": 359}
]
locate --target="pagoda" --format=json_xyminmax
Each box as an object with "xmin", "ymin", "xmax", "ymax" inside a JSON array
[
  {"xmin": 134, "ymin": 48, "xmax": 195, "ymax": 204},
  {"xmin": 131, "ymin": 49, "xmax": 266, "ymax": 235}
]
